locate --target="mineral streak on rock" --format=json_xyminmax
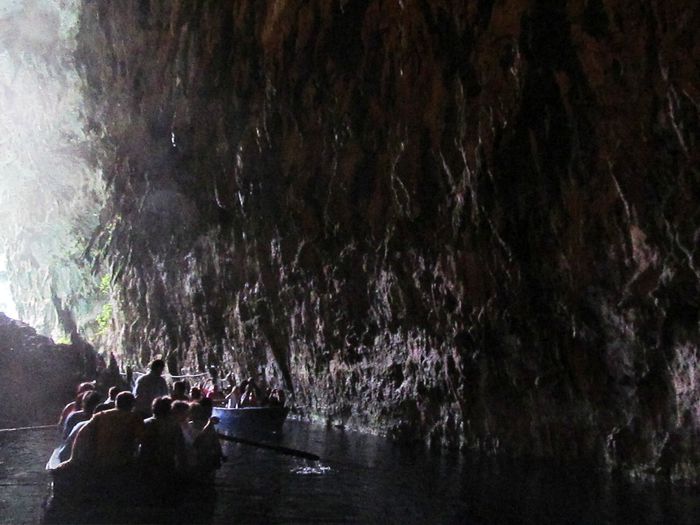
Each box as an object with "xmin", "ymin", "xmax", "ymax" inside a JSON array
[{"xmin": 74, "ymin": 1, "xmax": 699, "ymax": 478}]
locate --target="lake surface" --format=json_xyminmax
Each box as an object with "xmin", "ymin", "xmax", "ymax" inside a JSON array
[{"xmin": 1, "ymin": 419, "xmax": 699, "ymax": 524}]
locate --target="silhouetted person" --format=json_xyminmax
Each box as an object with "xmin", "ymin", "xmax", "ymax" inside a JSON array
[
  {"xmin": 63, "ymin": 391, "xmax": 102, "ymax": 439},
  {"xmin": 95, "ymin": 386, "xmax": 121, "ymax": 413},
  {"xmin": 133, "ymin": 359, "xmax": 168, "ymax": 417},
  {"xmin": 58, "ymin": 381, "xmax": 95, "ymax": 428},
  {"xmin": 59, "ymin": 392, "xmax": 101, "ymax": 460},
  {"xmin": 171, "ymin": 380, "xmax": 189, "ymax": 401},
  {"xmin": 91, "ymin": 391, "xmax": 144, "ymax": 469},
  {"xmin": 190, "ymin": 386, "xmax": 202, "ymax": 401},
  {"xmin": 58, "ymin": 392, "xmax": 143, "ymax": 471},
  {"xmin": 225, "ymin": 381, "xmax": 241, "ymax": 408},
  {"xmin": 140, "ymin": 396, "xmax": 187, "ymax": 481},
  {"xmin": 188, "ymin": 399, "xmax": 223, "ymax": 480},
  {"xmin": 239, "ymin": 383, "xmax": 259, "ymax": 407}
]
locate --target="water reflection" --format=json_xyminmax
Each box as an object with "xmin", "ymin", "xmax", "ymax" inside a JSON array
[{"xmin": 290, "ymin": 464, "xmax": 332, "ymax": 475}]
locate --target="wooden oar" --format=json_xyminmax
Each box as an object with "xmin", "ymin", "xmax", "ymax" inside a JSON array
[
  {"xmin": 0, "ymin": 424, "xmax": 56, "ymax": 434},
  {"xmin": 217, "ymin": 433, "xmax": 320, "ymax": 461}
]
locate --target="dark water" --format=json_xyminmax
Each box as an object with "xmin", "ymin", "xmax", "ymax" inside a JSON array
[
  {"xmin": 1, "ymin": 420, "xmax": 700, "ymax": 524},
  {"xmin": 217, "ymin": 420, "xmax": 700, "ymax": 525}
]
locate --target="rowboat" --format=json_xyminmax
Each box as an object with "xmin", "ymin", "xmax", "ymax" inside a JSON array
[
  {"xmin": 212, "ymin": 405, "xmax": 289, "ymax": 434},
  {"xmin": 44, "ymin": 450, "xmax": 215, "ymax": 523}
]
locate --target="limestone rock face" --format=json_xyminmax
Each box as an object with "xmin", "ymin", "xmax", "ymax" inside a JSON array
[{"xmin": 75, "ymin": 1, "xmax": 699, "ymax": 477}]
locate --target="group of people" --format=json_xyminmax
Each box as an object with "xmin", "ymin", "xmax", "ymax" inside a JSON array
[
  {"xmin": 55, "ymin": 359, "xmax": 225, "ymax": 484},
  {"xmin": 223, "ymin": 375, "xmax": 286, "ymax": 409}
]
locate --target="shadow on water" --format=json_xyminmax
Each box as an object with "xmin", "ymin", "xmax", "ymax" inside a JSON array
[{"xmin": 2, "ymin": 421, "xmax": 700, "ymax": 524}]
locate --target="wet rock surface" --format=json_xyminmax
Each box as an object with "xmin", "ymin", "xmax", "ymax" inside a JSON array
[{"xmin": 70, "ymin": 0, "xmax": 700, "ymax": 478}]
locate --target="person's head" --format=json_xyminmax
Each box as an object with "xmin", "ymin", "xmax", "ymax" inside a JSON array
[
  {"xmin": 171, "ymin": 400, "xmax": 190, "ymax": 423},
  {"xmin": 76, "ymin": 381, "xmax": 96, "ymax": 395},
  {"xmin": 151, "ymin": 396, "xmax": 172, "ymax": 418},
  {"xmin": 173, "ymin": 381, "xmax": 187, "ymax": 396},
  {"xmin": 107, "ymin": 386, "xmax": 120, "ymax": 401},
  {"xmin": 189, "ymin": 400, "xmax": 212, "ymax": 426},
  {"xmin": 74, "ymin": 382, "xmax": 95, "ymax": 403},
  {"xmin": 149, "ymin": 359, "xmax": 166, "ymax": 375},
  {"xmin": 83, "ymin": 391, "xmax": 102, "ymax": 415},
  {"xmin": 115, "ymin": 391, "xmax": 135, "ymax": 411},
  {"xmin": 190, "ymin": 386, "xmax": 202, "ymax": 400}
]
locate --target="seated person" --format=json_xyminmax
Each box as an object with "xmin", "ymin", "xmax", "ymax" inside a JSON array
[
  {"xmin": 267, "ymin": 388, "xmax": 285, "ymax": 407},
  {"xmin": 94, "ymin": 386, "xmax": 121, "ymax": 413},
  {"xmin": 207, "ymin": 384, "xmax": 226, "ymax": 402},
  {"xmin": 188, "ymin": 402, "xmax": 224, "ymax": 480},
  {"xmin": 188, "ymin": 399, "xmax": 212, "ymax": 434},
  {"xmin": 140, "ymin": 396, "xmax": 186, "ymax": 476},
  {"xmin": 171, "ymin": 380, "xmax": 189, "ymax": 401},
  {"xmin": 171, "ymin": 401, "xmax": 193, "ymax": 444},
  {"xmin": 58, "ymin": 391, "xmax": 144, "ymax": 472},
  {"xmin": 190, "ymin": 386, "xmax": 202, "ymax": 401},
  {"xmin": 225, "ymin": 382, "xmax": 242, "ymax": 408},
  {"xmin": 239, "ymin": 384, "xmax": 259, "ymax": 407},
  {"xmin": 58, "ymin": 382, "xmax": 96, "ymax": 428},
  {"xmin": 63, "ymin": 391, "xmax": 102, "ymax": 439}
]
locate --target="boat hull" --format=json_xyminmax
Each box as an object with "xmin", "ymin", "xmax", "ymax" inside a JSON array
[{"xmin": 212, "ymin": 406, "xmax": 288, "ymax": 434}]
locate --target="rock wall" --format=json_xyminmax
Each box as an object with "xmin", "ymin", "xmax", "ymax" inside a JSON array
[
  {"xmin": 75, "ymin": 1, "xmax": 699, "ymax": 478},
  {"xmin": 0, "ymin": 313, "xmax": 96, "ymax": 427}
]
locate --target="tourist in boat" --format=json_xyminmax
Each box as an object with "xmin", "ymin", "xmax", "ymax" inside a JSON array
[
  {"xmin": 94, "ymin": 385, "xmax": 121, "ymax": 413},
  {"xmin": 171, "ymin": 400, "xmax": 199, "ymax": 470},
  {"xmin": 188, "ymin": 398, "xmax": 224, "ymax": 479},
  {"xmin": 267, "ymin": 388, "xmax": 285, "ymax": 407},
  {"xmin": 193, "ymin": 415, "xmax": 224, "ymax": 480},
  {"xmin": 57, "ymin": 419, "xmax": 88, "ymax": 463},
  {"xmin": 58, "ymin": 381, "xmax": 96, "ymax": 428},
  {"xmin": 190, "ymin": 386, "xmax": 203, "ymax": 401},
  {"xmin": 225, "ymin": 381, "xmax": 241, "ymax": 408},
  {"xmin": 133, "ymin": 359, "xmax": 169, "ymax": 417},
  {"xmin": 171, "ymin": 400, "xmax": 193, "ymax": 444},
  {"xmin": 207, "ymin": 383, "xmax": 226, "ymax": 402},
  {"xmin": 239, "ymin": 383, "xmax": 259, "ymax": 407},
  {"xmin": 57, "ymin": 392, "xmax": 101, "ymax": 461},
  {"xmin": 91, "ymin": 391, "xmax": 145, "ymax": 469},
  {"xmin": 171, "ymin": 380, "xmax": 189, "ymax": 401},
  {"xmin": 63, "ymin": 391, "xmax": 102, "ymax": 439},
  {"xmin": 57, "ymin": 391, "xmax": 144, "ymax": 471},
  {"xmin": 189, "ymin": 398, "xmax": 212, "ymax": 433},
  {"xmin": 203, "ymin": 366, "xmax": 224, "ymax": 397},
  {"xmin": 139, "ymin": 396, "xmax": 187, "ymax": 478}
]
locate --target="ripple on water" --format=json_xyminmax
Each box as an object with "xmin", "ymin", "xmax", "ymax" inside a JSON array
[{"xmin": 290, "ymin": 463, "xmax": 332, "ymax": 475}]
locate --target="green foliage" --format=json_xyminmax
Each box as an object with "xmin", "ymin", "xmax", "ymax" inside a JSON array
[
  {"xmin": 96, "ymin": 303, "xmax": 113, "ymax": 335},
  {"xmin": 99, "ymin": 273, "xmax": 112, "ymax": 295},
  {"xmin": 55, "ymin": 334, "xmax": 71, "ymax": 345}
]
